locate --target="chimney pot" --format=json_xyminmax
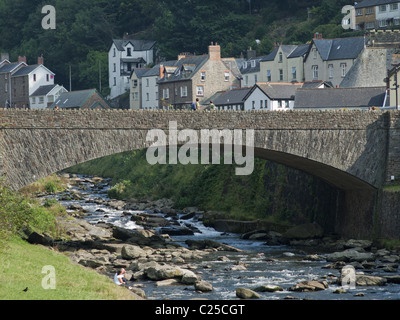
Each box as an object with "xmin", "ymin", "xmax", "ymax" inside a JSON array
[
  {"xmin": 38, "ymin": 55, "xmax": 44, "ymax": 65},
  {"xmin": 18, "ymin": 56, "xmax": 27, "ymax": 64}
]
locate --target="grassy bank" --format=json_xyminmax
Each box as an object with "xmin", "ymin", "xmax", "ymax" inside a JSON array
[
  {"xmin": 0, "ymin": 176, "xmax": 136, "ymax": 300},
  {"xmin": 67, "ymin": 149, "xmax": 341, "ymax": 231},
  {"xmin": 0, "ymin": 238, "xmax": 135, "ymax": 300}
]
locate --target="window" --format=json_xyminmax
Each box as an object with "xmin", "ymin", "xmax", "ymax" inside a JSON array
[
  {"xmin": 254, "ymin": 74, "xmax": 258, "ymax": 83},
  {"xmin": 113, "ymin": 48, "xmax": 116, "ymax": 57},
  {"xmin": 196, "ymin": 85, "xmax": 204, "ymax": 96},
  {"xmin": 356, "ymin": 8, "xmax": 363, "ymax": 16},
  {"xmin": 267, "ymin": 70, "xmax": 271, "ymax": 82},
  {"xmin": 292, "ymin": 67, "xmax": 296, "ymax": 80},
  {"xmin": 181, "ymin": 86, "xmax": 188, "ymax": 97},
  {"xmin": 379, "ymin": 5, "xmax": 386, "ymax": 12},
  {"xmin": 113, "ymin": 63, "xmax": 116, "ymax": 72},
  {"xmin": 328, "ymin": 64, "xmax": 333, "ymax": 79},
  {"xmin": 39, "ymin": 97, "xmax": 44, "ymax": 104},
  {"xmin": 33, "ymin": 74, "xmax": 37, "ymax": 82},
  {"xmin": 366, "ymin": 7, "xmax": 374, "ymax": 14},
  {"xmin": 224, "ymin": 72, "xmax": 230, "ymax": 82},
  {"xmin": 278, "ymin": 52, "xmax": 283, "ymax": 63},
  {"xmin": 312, "ymin": 65, "xmax": 318, "ymax": 80},
  {"xmin": 201, "ymin": 71, "xmax": 206, "ymax": 81},
  {"xmin": 146, "ymin": 93, "xmax": 149, "ymax": 101},
  {"xmin": 390, "ymin": 3, "xmax": 398, "ymax": 11},
  {"xmin": 133, "ymin": 80, "xmax": 138, "ymax": 87},
  {"xmin": 146, "ymin": 79, "xmax": 149, "ymax": 87},
  {"xmin": 113, "ymin": 77, "xmax": 116, "ymax": 86},
  {"xmin": 245, "ymin": 75, "xmax": 249, "ymax": 86},
  {"xmin": 260, "ymin": 100, "xmax": 263, "ymax": 109},
  {"xmin": 252, "ymin": 101, "xmax": 255, "ymax": 110},
  {"xmin": 265, "ymin": 100, "xmax": 268, "ymax": 109},
  {"xmin": 379, "ymin": 20, "xmax": 387, "ymax": 27},
  {"xmin": 279, "ymin": 69, "xmax": 283, "ymax": 81},
  {"xmin": 163, "ymin": 88, "xmax": 169, "ymax": 99},
  {"xmin": 31, "ymin": 97, "xmax": 35, "ymax": 104},
  {"xmin": 395, "ymin": 18, "xmax": 400, "ymax": 26},
  {"xmin": 127, "ymin": 48, "xmax": 132, "ymax": 56},
  {"xmin": 341, "ymin": 63, "xmax": 347, "ymax": 77},
  {"xmin": 5, "ymin": 83, "xmax": 7, "ymax": 93},
  {"xmin": 366, "ymin": 22, "xmax": 375, "ymax": 29},
  {"xmin": 251, "ymin": 60, "xmax": 256, "ymax": 68}
]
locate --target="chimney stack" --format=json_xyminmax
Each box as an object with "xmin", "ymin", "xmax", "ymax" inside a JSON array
[
  {"xmin": 208, "ymin": 42, "xmax": 221, "ymax": 61},
  {"xmin": 314, "ymin": 32, "xmax": 323, "ymax": 40},
  {"xmin": 38, "ymin": 55, "xmax": 44, "ymax": 65},
  {"xmin": 1, "ymin": 53, "xmax": 9, "ymax": 61},
  {"xmin": 159, "ymin": 64, "xmax": 165, "ymax": 79},
  {"xmin": 18, "ymin": 56, "xmax": 27, "ymax": 64}
]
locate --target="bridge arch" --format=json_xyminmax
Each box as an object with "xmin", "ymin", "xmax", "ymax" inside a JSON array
[{"xmin": 0, "ymin": 109, "xmax": 395, "ymax": 238}]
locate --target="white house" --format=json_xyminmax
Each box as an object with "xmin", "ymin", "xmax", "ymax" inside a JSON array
[
  {"xmin": 109, "ymin": 38, "xmax": 156, "ymax": 100},
  {"xmin": 244, "ymin": 83, "xmax": 303, "ymax": 111},
  {"xmin": 30, "ymin": 84, "xmax": 67, "ymax": 109},
  {"xmin": 375, "ymin": 1, "xmax": 400, "ymax": 28}
]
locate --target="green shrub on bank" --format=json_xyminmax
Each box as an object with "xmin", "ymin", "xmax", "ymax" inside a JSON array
[{"xmin": 0, "ymin": 182, "xmax": 64, "ymax": 248}]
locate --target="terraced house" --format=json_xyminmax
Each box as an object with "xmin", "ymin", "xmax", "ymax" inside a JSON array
[
  {"xmin": 355, "ymin": 0, "xmax": 400, "ymax": 30},
  {"xmin": 157, "ymin": 43, "xmax": 241, "ymax": 109}
]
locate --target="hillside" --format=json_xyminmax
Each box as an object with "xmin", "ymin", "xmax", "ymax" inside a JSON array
[{"xmin": 0, "ymin": 0, "xmax": 358, "ymax": 95}]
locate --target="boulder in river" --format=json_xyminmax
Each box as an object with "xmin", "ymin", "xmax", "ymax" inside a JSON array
[
  {"xmin": 185, "ymin": 239, "xmax": 242, "ymax": 252},
  {"xmin": 236, "ymin": 288, "xmax": 261, "ymax": 299},
  {"xmin": 288, "ymin": 280, "xmax": 328, "ymax": 292},
  {"xmin": 326, "ymin": 249, "xmax": 375, "ymax": 262}
]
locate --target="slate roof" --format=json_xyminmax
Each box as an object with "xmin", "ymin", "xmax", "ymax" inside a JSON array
[
  {"xmin": 287, "ymin": 44, "xmax": 311, "ymax": 59},
  {"xmin": 157, "ymin": 55, "xmax": 209, "ymax": 83},
  {"xmin": 294, "ymin": 87, "xmax": 388, "ymax": 109},
  {"xmin": 112, "ymin": 39, "xmax": 156, "ymax": 52},
  {"xmin": 312, "ymin": 37, "xmax": 365, "ymax": 61},
  {"xmin": 131, "ymin": 68, "xmax": 151, "ymax": 79},
  {"xmin": 213, "ymin": 87, "xmax": 252, "ymax": 106},
  {"xmin": 142, "ymin": 61, "xmax": 178, "ymax": 77},
  {"xmin": 30, "ymin": 85, "xmax": 57, "ymax": 97},
  {"xmin": 51, "ymin": 89, "xmax": 109, "ymax": 109},
  {"xmin": 256, "ymin": 83, "xmax": 303, "ymax": 100},
  {"xmin": 240, "ymin": 57, "xmax": 263, "ymax": 74},
  {"xmin": 355, "ymin": 0, "xmax": 399, "ymax": 8},
  {"xmin": 261, "ymin": 48, "xmax": 279, "ymax": 62},
  {"xmin": 0, "ymin": 62, "xmax": 25, "ymax": 74}
]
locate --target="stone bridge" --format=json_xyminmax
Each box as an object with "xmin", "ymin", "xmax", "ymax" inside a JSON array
[{"xmin": 1, "ymin": 109, "xmax": 399, "ymax": 239}]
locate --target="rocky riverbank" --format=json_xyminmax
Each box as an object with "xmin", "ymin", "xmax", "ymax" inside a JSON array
[{"xmin": 26, "ymin": 174, "xmax": 400, "ymax": 300}]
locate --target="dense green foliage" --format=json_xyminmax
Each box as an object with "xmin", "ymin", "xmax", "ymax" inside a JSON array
[
  {"xmin": 0, "ymin": 176, "xmax": 68, "ymax": 247},
  {"xmin": 68, "ymin": 149, "xmax": 340, "ymax": 230},
  {"xmin": 0, "ymin": 0, "xmax": 357, "ymax": 95}
]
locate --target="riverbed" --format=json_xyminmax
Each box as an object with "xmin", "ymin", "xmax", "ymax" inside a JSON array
[{"xmin": 52, "ymin": 174, "xmax": 400, "ymax": 300}]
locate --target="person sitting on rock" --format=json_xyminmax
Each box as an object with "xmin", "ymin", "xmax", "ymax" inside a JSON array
[{"xmin": 114, "ymin": 268, "xmax": 131, "ymax": 288}]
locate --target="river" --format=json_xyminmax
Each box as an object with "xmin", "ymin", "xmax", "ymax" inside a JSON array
[{"xmin": 53, "ymin": 175, "xmax": 400, "ymax": 301}]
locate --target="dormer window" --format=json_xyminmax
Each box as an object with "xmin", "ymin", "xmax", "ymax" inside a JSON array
[
  {"xmin": 251, "ymin": 60, "xmax": 256, "ymax": 68},
  {"xmin": 127, "ymin": 48, "xmax": 132, "ymax": 56}
]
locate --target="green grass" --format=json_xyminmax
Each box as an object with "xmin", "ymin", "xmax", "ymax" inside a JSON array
[{"xmin": 0, "ymin": 238, "xmax": 136, "ymax": 300}]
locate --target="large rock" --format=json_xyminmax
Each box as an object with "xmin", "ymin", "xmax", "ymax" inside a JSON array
[
  {"xmin": 343, "ymin": 239, "xmax": 372, "ymax": 250},
  {"xmin": 288, "ymin": 280, "xmax": 328, "ymax": 292},
  {"xmin": 180, "ymin": 269, "xmax": 200, "ymax": 284},
  {"xmin": 326, "ymin": 249, "xmax": 375, "ymax": 262},
  {"xmin": 253, "ymin": 284, "xmax": 284, "ymax": 293},
  {"xmin": 236, "ymin": 288, "xmax": 261, "ymax": 299},
  {"xmin": 282, "ymin": 223, "xmax": 324, "ymax": 240},
  {"xmin": 195, "ymin": 280, "xmax": 213, "ymax": 292},
  {"xmin": 355, "ymin": 275, "xmax": 387, "ymax": 286},
  {"xmin": 185, "ymin": 239, "xmax": 242, "ymax": 252},
  {"xmin": 121, "ymin": 244, "xmax": 147, "ymax": 260},
  {"xmin": 144, "ymin": 264, "xmax": 185, "ymax": 281}
]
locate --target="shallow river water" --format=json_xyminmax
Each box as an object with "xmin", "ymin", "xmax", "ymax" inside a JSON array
[{"xmin": 54, "ymin": 175, "xmax": 400, "ymax": 301}]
